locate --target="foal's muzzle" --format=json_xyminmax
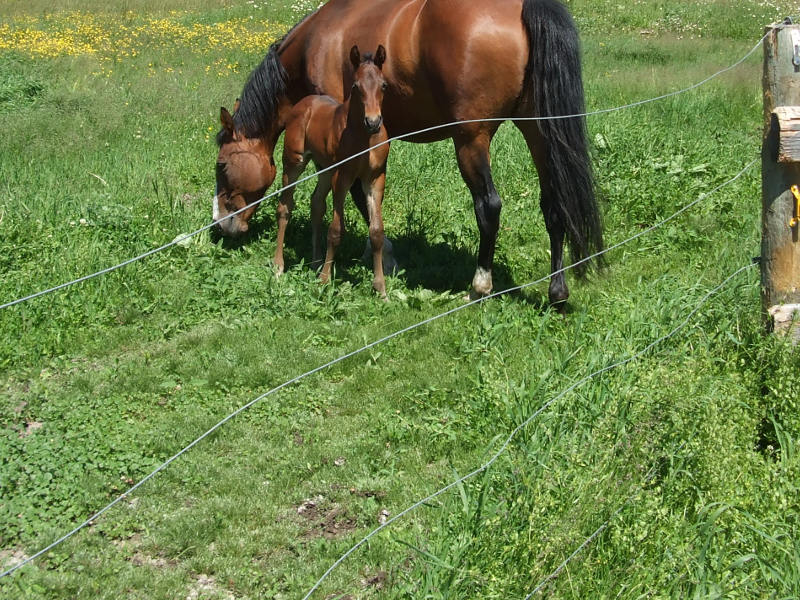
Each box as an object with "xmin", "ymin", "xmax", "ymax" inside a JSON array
[{"xmin": 365, "ymin": 115, "xmax": 383, "ymax": 134}]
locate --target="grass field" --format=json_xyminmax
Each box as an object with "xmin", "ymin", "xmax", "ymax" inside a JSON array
[{"xmin": 1, "ymin": 0, "xmax": 800, "ymax": 598}]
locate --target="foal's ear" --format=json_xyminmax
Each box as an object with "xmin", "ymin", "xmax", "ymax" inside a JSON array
[
  {"xmin": 374, "ymin": 44, "xmax": 386, "ymax": 70},
  {"xmin": 220, "ymin": 106, "xmax": 234, "ymax": 133},
  {"xmin": 349, "ymin": 45, "xmax": 361, "ymax": 69},
  {"xmin": 233, "ymin": 98, "xmax": 241, "ymax": 113}
]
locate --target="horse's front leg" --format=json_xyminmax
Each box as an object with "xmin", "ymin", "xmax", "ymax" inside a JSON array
[
  {"xmin": 320, "ymin": 170, "xmax": 352, "ymax": 284},
  {"xmin": 363, "ymin": 171, "xmax": 387, "ymax": 298},
  {"xmin": 454, "ymin": 132, "xmax": 501, "ymax": 298},
  {"xmin": 275, "ymin": 149, "xmax": 308, "ymax": 275}
]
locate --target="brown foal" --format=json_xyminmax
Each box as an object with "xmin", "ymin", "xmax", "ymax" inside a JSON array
[{"xmin": 275, "ymin": 44, "xmax": 390, "ymax": 296}]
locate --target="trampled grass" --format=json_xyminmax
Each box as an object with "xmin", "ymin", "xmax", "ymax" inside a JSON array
[{"xmin": 1, "ymin": 1, "xmax": 800, "ymax": 598}]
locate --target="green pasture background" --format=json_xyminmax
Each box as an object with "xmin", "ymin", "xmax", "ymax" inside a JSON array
[{"xmin": 1, "ymin": 0, "xmax": 799, "ymax": 598}]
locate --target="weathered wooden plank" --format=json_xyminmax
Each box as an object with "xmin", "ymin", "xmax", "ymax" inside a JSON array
[
  {"xmin": 774, "ymin": 106, "xmax": 800, "ymax": 162},
  {"xmin": 779, "ymin": 130, "xmax": 800, "ymax": 162},
  {"xmin": 762, "ymin": 23, "xmax": 800, "ymax": 341}
]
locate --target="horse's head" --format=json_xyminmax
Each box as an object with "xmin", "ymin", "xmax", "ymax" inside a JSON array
[
  {"xmin": 213, "ymin": 102, "xmax": 276, "ymax": 237},
  {"xmin": 349, "ymin": 44, "xmax": 387, "ymax": 135}
]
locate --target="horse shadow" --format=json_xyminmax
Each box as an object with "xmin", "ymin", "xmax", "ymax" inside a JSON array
[
  {"xmin": 213, "ymin": 211, "xmax": 560, "ymax": 312},
  {"xmin": 391, "ymin": 231, "xmax": 559, "ymax": 312}
]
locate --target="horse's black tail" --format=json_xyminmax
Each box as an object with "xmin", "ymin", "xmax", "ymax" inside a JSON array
[{"xmin": 522, "ymin": 0, "xmax": 603, "ymax": 275}]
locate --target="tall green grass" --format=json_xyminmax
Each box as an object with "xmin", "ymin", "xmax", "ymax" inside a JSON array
[{"xmin": 1, "ymin": 1, "xmax": 799, "ymax": 598}]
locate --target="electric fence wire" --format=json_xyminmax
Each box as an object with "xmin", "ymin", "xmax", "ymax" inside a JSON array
[
  {"xmin": 523, "ymin": 463, "xmax": 664, "ymax": 598},
  {"xmin": 303, "ymin": 261, "xmax": 757, "ymax": 600},
  {"xmin": 0, "ymin": 23, "xmax": 778, "ymax": 312},
  {"xmin": 0, "ymin": 155, "xmax": 757, "ymax": 579},
  {"xmin": 525, "ymin": 505, "xmax": 628, "ymax": 598}
]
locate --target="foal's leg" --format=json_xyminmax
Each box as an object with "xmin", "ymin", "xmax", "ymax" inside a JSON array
[
  {"xmin": 453, "ymin": 132, "xmax": 502, "ymax": 298},
  {"xmin": 514, "ymin": 120, "xmax": 569, "ymax": 308},
  {"xmin": 349, "ymin": 179, "xmax": 371, "ymax": 224},
  {"xmin": 363, "ymin": 172, "xmax": 387, "ymax": 298},
  {"xmin": 319, "ymin": 169, "xmax": 353, "ymax": 284},
  {"xmin": 275, "ymin": 151, "xmax": 308, "ymax": 275},
  {"xmin": 309, "ymin": 170, "xmax": 332, "ymax": 269}
]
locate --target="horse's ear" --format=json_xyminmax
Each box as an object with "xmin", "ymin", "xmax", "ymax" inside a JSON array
[
  {"xmin": 374, "ymin": 45, "xmax": 386, "ymax": 70},
  {"xmin": 233, "ymin": 98, "xmax": 241, "ymax": 113},
  {"xmin": 220, "ymin": 107, "xmax": 234, "ymax": 134},
  {"xmin": 349, "ymin": 45, "xmax": 360, "ymax": 69}
]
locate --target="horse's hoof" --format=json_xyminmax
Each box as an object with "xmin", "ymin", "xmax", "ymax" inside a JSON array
[
  {"xmin": 471, "ymin": 266, "xmax": 493, "ymax": 297},
  {"xmin": 548, "ymin": 281, "xmax": 569, "ymax": 307},
  {"xmin": 464, "ymin": 288, "xmax": 489, "ymax": 303}
]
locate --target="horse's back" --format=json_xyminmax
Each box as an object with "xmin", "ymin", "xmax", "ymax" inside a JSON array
[
  {"xmin": 289, "ymin": 0, "xmax": 529, "ymax": 138},
  {"xmin": 415, "ymin": 0, "xmax": 528, "ymax": 120}
]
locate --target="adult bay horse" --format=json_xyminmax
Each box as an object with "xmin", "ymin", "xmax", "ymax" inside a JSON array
[{"xmin": 213, "ymin": 0, "xmax": 603, "ymax": 305}]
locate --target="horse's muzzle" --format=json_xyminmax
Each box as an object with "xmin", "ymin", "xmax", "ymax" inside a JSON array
[{"xmin": 213, "ymin": 214, "xmax": 248, "ymax": 238}]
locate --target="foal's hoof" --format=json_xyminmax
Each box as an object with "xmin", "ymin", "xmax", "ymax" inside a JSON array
[{"xmin": 373, "ymin": 282, "xmax": 388, "ymax": 301}]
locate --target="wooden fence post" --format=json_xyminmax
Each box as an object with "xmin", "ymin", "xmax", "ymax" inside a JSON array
[{"xmin": 762, "ymin": 20, "xmax": 800, "ymax": 342}]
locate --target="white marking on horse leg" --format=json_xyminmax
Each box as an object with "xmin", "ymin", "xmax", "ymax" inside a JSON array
[{"xmin": 472, "ymin": 266, "xmax": 493, "ymax": 296}]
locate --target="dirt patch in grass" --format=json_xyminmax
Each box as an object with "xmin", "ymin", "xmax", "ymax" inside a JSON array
[
  {"xmin": 296, "ymin": 496, "xmax": 357, "ymax": 540},
  {"xmin": 0, "ymin": 548, "xmax": 29, "ymax": 570},
  {"xmin": 19, "ymin": 420, "xmax": 42, "ymax": 438},
  {"xmin": 361, "ymin": 569, "xmax": 388, "ymax": 590},
  {"xmin": 186, "ymin": 573, "xmax": 234, "ymax": 600}
]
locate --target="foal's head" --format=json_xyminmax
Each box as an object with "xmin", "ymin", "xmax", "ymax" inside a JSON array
[{"xmin": 349, "ymin": 44, "xmax": 387, "ymax": 134}]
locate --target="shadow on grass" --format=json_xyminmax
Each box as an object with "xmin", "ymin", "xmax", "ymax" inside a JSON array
[{"xmin": 211, "ymin": 212, "xmax": 563, "ymax": 312}]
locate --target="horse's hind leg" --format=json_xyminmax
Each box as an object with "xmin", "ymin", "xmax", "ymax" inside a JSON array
[
  {"xmin": 454, "ymin": 132, "xmax": 501, "ymax": 298},
  {"xmin": 515, "ymin": 120, "xmax": 568, "ymax": 307}
]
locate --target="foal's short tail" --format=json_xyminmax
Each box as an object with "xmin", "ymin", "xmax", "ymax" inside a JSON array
[{"xmin": 522, "ymin": 0, "xmax": 603, "ymax": 275}]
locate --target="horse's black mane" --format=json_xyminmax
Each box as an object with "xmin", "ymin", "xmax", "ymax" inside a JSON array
[{"xmin": 216, "ymin": 16, "xmax": 310, "ymax": 145}]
